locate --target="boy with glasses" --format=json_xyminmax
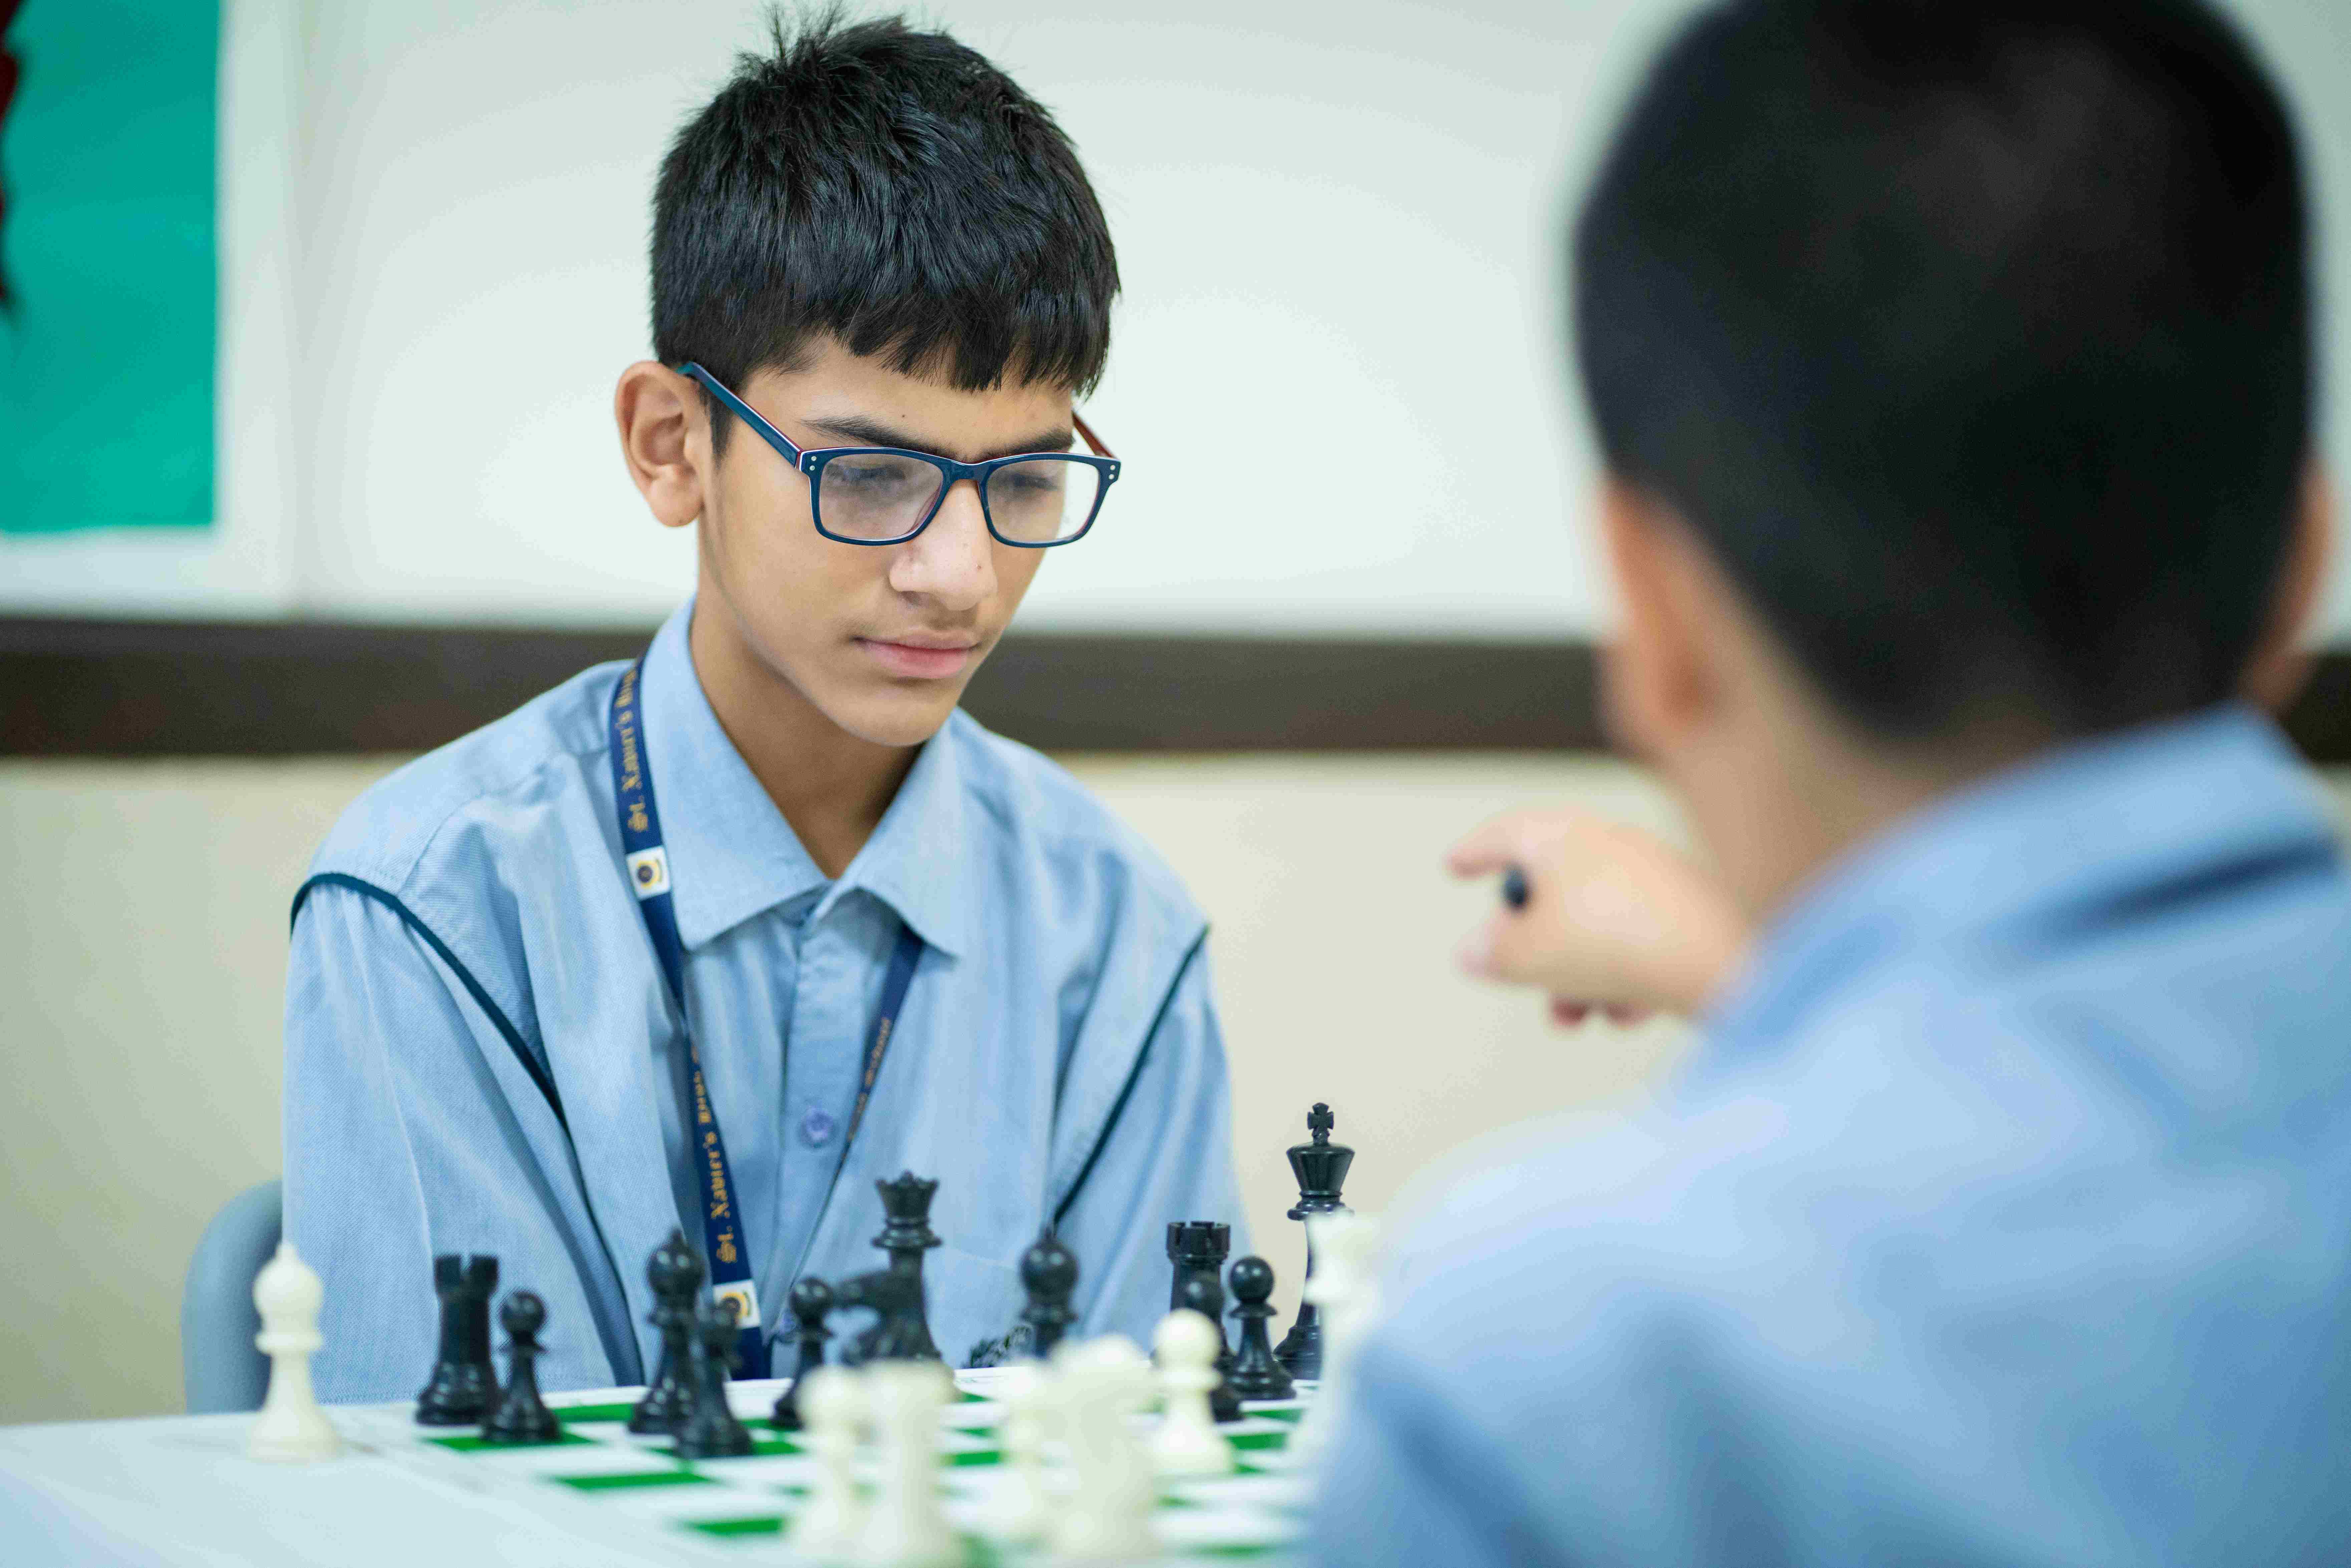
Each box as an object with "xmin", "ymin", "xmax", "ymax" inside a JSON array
[
  {"xmin": 1315, "ymin": 0, "xmax": 2349, "ymax": 1562},
  {"xmin": 283, "ymin": 14, "xmax": 1243, "ymax": 1400}
]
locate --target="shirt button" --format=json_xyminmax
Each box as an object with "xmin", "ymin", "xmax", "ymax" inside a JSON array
[{"xmin": 799, "ymin": 1106, "xmax": 837, "ymax": 1148}]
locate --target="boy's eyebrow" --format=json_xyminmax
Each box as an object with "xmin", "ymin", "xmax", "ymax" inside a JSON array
[{"xmin": 801, "ymin": 412, "xmax": 1075, "ymax": 461}]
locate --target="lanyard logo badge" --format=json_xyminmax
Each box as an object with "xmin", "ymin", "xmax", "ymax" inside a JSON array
[
  {"xmin": 626, "ymin": 846, "xmax": 672, "ymax": 900},
  {"xmin": 709, "ymin": 1279, "xmax": 761, "ymax": 1330}
]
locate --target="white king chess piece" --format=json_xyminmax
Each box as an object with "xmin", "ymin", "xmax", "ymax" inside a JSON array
[
  {"xmin": 1288, "ymin": 1211, "xmax": 1381, "ymax": 1464},
  {"xmin": 248, "ymin": 1241, "xmax": 341, "ymax": 1463}
]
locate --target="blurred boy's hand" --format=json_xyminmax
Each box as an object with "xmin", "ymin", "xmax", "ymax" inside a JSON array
[{"xmin": 1447, "ymin": 807, "xmax": 1750, "ymax": 1023}]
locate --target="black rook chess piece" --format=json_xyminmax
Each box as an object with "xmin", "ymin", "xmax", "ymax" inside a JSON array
[
  {"xmin": 481, "ymin": 1291, "xmax": 564, "ymax": 1446},
  {"xmin": 1020, "ymin": 1228, "xmax": 1080, "ymax": 1360},
  {"xmin": 770, "ymin": 1277, "xmax": 835, "ymax": 1432},
  {"xmin": 629, "ymin": 1229, "xmax": 705, "ymax": 1435},
  {"xmin": 415, "ymin": 1253, "xmax": 499, "ymax": 1425},
  {"xmin": 833, "ymin": 1173, "xmax": 944, "ymax": 1364},
  {"xmin": 1273, "ymin": 1102, "xmax": 1354, "ymax": 1381},
  {"xmin": 1224, "ymin": 1255, "xmax": 1295, "ymax": 1402},
  {"xmin": 676, "ymin": 1298, "xmax": 755, "ymax": 1459},
  {"xmin": 1166, "ymin": 1221, "xmax": 1234, "ymax": 1358},
  {"xmin": 1177, "ymin": 1271, "xmax": 1244, "ymax": 1424}
]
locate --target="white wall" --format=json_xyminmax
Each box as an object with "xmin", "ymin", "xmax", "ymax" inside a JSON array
[{"xmin": 5, "ymin": 0, "xmax": 2346, "ymax": 637}]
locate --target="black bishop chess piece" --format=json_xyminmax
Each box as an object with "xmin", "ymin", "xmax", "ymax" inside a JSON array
[
  {"xmin": 481, "ymin": 1291, "xmax": 564, "ymax": 1446},
  {"xmin": 1273, "ymin": 1102, "xmax": 1354, "ymax": 1381},
  {"xmin": 1224, "ymin": 1255, "xmax": 1295, "ymax": 1402},
  {"xmin": 675, "ymin": 1298, "xmax": 755, "ymax": 1459},
  {"xmin": 1176, "ymin": 1270, "xmax": 1244, "ymax": 1424},
  {"xmin": 629, "ymin": 1229, "xmax": 704, "ymax": 1435},
  {"xmin": 415, "ymin": 1253, "xmax": 499, "ymax": 1425},
  {"xmin": 770, "ymin": 1277, "xmax": 835, "ymax": 1432},
  {"xmin": 833, "ymin": 1172, "xmax": 943, "ymax": 1364},
  {"xmin": 1019, "ymin": 1227, "xmax": 1080, "ymax": 1360}
]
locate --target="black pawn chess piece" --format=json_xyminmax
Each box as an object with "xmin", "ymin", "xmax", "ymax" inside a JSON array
[
  {"xmin": 833, "ymin": 1172, "xmax": 943, "ymax": 1364},
  {"xmin": 1166, "ymin": 1221, "xmax": 1234, "ymax": 1358},
  {"xmin": 629, "ymin": 1228, "xmax": 705, "ymax": 1435},
  {"xmin": 1273, "ymin": 1102, "xmax": 1353, "ymax": 1380},
  {"xmin": 481, "ymin": 1291, "xmax": 564, "ymax": 1446},
  {"xmin": 1224, "ymin": 1255, "xmax": 1295, "ymax": 1402},
  {"xmin": 770, "ymin": 1277, "xmax": 835, "ymax": 1432},
  {"xmin": 1020, "ymin": 1228, "xmax": 1080, "ymax": 1360},
  {"xmin": 1177, "ymin": 1272, "xmax": 1244, "ymax": 1424},
  {"xmin": 675, "ymin": 1298, "xmax": 755, "ymax": 1459},
  {"xmin": 415, "ymin": 1253, "xmax": 499, "ymax": 1425}
]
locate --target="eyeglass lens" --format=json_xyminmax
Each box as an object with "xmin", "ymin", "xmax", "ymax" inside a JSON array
[{"xmin": 817, "ymin": 453, "xmax": 1103, "ymax": 545}]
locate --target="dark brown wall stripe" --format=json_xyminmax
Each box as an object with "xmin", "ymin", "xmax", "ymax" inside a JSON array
[{"xmin": 2, "ymin": 617, "xmax": 2344, "ymax": 761}]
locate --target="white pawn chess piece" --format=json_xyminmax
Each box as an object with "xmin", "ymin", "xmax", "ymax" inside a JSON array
[
  {"xmin": 1149, "ymin": 1309, "xmax": 1233, "ymax": 1477},
  {"xmin": 1288, "ymin": 1211, "xmax": 1381, "ymax": 1464},
  {"xmin": 1048, "ymin": 1335, "xmax": 1158, "ymax": 1562},
  {"xmin": 985, "ymin": 1360, "xmax": 1052, "ymax": 1543},
  {"xmin": 790, "ymin": 1364, "xmax": 867, "ymax": 1561},
  {"xmin": 856, "ymin": 1359, "xmax": 958, "ymax": 1568},
  {"xmin": 248, "ymin": 1241, "xmax": 340, "ymax": 1463}
]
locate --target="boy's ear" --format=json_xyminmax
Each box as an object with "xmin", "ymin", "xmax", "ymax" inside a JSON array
[
  {"xmin": 2240, "ymin": 459, "xmax": 2334, "ymax": 714},
  {"xmin": 1596, "ymin": 478, "xmax": 1722, "ymax": 761},
  {"xmin": 615, "ymin": 362, "xmax": 710, "ymax": 531}
]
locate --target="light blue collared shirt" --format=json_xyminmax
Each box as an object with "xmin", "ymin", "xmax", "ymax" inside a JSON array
[
  {"xmin": 1314, "ymin": 707, "xmax": 2351, "ymax": 1566},
  {"xmin": 283, "ymin": 603, "xmax": 1245, "ymax": 1402}
]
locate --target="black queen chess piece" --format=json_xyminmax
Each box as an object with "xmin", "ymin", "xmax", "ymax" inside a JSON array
[
  {"xmin": 1225, "ymin": 1255, "xmax": 1295, "ymax": 1402},
  {"xmin": 833, "ymin": 1172, "xmax": 944, "ymax": 1364},
  {"xmin": 481, "ymin": 1291, "xmax": 564, "ymax": 1446},
  {"xmin": 1273, "ymin": 1102, "xmax": 1354, "ymax": 1380},
  {"xmin": 771, "ymin": 1277, "xmax": 835, "ymax": 1432},
  {"xmin": 415, "ymin": 1253, "xmax": 499, "ymax": 1425},
  {"xmin": 629, "ymin": 1229, "xmax": 704, "ymax": 1435}
]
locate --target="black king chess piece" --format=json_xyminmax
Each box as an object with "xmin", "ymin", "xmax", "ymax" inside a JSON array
[
  {"xmin": 1273, "ymin": 1102, "xmax": 1354, "ymax": 1380},
  {"xmin": 770, "ymin": 1277, "xmax": 835, "ymax": 1431},
  {"xmin": 415, "ymin": 1253, "xmax": 499, "ymax": 1425},
  {"xmin": 1225, "ymin": 1255, "xmax": 1296, "ymax": 1401},
  {"xmin": 833, "ymin": 1172, "xmax": 943, "ymax": 1364},
  {"xmin": 676, "ymin": 1298, "xmax": 755, "ymax": 1459},
  {"xmin": 629, "ymin": 1229, "xmax": 704, "ymax": 1435},
  {"xmin": 481, "ymin": 1291, "xmax": 564, "ymax": 1446}
]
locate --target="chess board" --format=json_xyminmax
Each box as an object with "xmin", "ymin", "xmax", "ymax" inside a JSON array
[{"xmin": 330, "ymin": 1368, "xmax": 1316, "ymax": 1565}]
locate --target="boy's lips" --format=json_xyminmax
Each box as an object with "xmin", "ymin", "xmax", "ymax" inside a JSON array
[{"xmin": 856, "ymin": 636, "xmax": 978, "ymax": 679}]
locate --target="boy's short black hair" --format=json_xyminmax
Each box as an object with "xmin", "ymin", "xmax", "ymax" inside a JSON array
[
  {"xmin": 653, "ymin": 9, "xmax": 1117, "ymax": 448},
  {"xmin": 1575, "ymin": 0, "xmax": 2313, "ymax": 738}
]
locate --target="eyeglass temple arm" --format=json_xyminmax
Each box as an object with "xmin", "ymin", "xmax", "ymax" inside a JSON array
[{"xmin": 1074, "ymin": 411, "xmax": 1115, "ymax": 461}]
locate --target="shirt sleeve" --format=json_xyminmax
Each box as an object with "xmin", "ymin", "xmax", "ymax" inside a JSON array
[
  {"xmin": 1308, "ymin": 1339, "xmax": 1574, "ymax": 1568},
  {"xmin": 1052, "ymin": 937, "xmax": 1250, "ymax": 1346},
  {"xmin": 282, "ymin": 881, "xmax": 626, "ymax": 1402}
]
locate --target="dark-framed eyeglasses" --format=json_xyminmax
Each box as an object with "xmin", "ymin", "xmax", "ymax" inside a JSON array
[{"xmin": 676, "ymin": 362, "xmax": 1121, "ymax": 548}]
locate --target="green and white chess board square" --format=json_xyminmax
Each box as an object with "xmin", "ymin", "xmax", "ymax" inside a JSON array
[{"xmin": 333, "ymin": 1369, "xmax": 1318, "ymax": 1565}]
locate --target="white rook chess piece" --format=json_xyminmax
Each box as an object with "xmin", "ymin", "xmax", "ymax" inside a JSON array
[
  {"xmin": 1289, "ymin": 1211, "xmax": 1381, "ymax": 1464},
  {"xmin": 1149, "ymin": 1309, "xmax": 1234, "ymax": 1477},
  {"xmin": 248, "ymin": 1242, "xmax": 340, "ymax": 1463},
  {"xmin": 856, "ymin": 1359, "xmax": 958, "ymax": 1568},
  {"xmin": 986, "ymin": 1360, "xmax": 1052, "ymax": 1544},
  {"xmin": 1049, "ymin": 1335, "xmax": 1157, "ymax": 1562},
  {"xmin": 791, "ymin": 1364, "xmax": 867, "ymax": 1561}
]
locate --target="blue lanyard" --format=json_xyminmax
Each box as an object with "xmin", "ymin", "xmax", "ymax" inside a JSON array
[{"xmin": 608, "ymin": 658, "xmax": 923, "ymax": 1379}]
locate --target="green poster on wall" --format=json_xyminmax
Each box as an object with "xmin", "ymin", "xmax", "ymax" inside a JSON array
[{"xmin": 0, "ymin": 0, "xmax": 219, "ymax": 535}]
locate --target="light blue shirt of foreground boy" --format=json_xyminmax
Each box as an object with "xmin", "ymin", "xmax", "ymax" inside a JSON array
[
  {"xmin": 284, "ymin": 603, "xmax": 1244, "ymax": 1403},
  {"xmin": 1316, "ymin": 708, "xmax": 2351, "ymax": 1566}
]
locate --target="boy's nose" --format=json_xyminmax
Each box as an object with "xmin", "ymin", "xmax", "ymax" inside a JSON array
[{"xmin": 887, "ymin": 479, "xmax": 995, "ymax": 612}]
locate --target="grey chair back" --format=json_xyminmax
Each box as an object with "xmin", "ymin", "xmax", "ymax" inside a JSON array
[{"xmin": 180, "ymin": 1179, "xmax": 283, "ymax": 1414}]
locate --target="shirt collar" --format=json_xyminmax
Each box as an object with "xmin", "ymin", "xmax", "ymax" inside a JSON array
[
  {"xmin": 636, "ymin": 601, "xmax": 974, "ymax": 958},
  {"xmin": 1693, "ymin": 703, "xmax": 2340, "ymax": 1083}
]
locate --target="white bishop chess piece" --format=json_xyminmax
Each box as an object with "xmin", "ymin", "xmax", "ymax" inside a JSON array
[{"xmin": 248, "ymin": 1241, "xmax": 341, "ymax": 1463}]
